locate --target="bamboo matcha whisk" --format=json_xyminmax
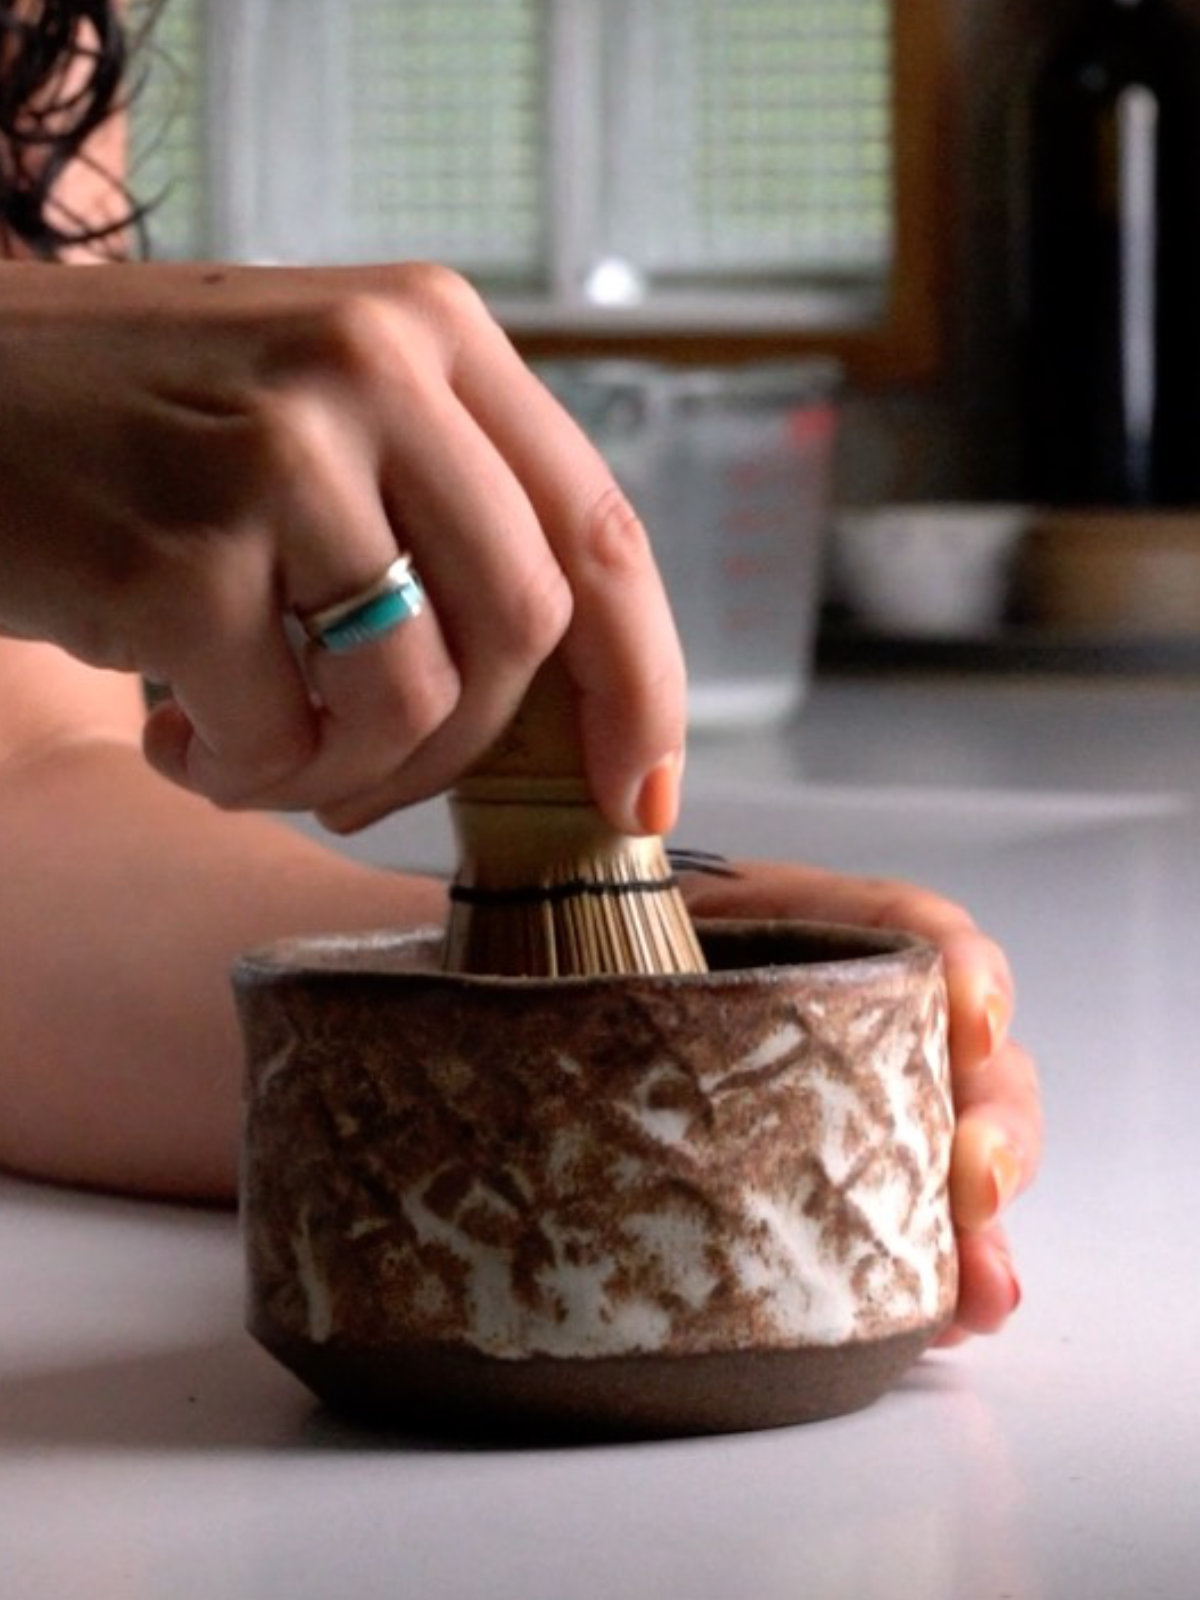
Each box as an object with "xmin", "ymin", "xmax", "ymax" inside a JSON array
[{"xmin": 443, "ymin": 660, "xmax": 707, "ymax": 978}]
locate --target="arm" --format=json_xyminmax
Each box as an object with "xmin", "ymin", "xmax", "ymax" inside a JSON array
[
  {"xmin": 0, "ymin": 639, "xmax": 446, "ymax": 1199},
  {"xmin": 0, "ymin": 9, "xmax": 453, "ymax": 1196}
]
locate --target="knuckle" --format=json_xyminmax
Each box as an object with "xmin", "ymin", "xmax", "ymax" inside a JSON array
[
  {"xmin": 304, "ymin": 287, "xmax": 456, "ymax": 416},
  {"xmin": 221, "ymin": 388, "xmax": 315, "ymax": 498},
  {"xmin": 313, "ymin": 290, "xmax": 403, "ymax": 383},
  {"xmin": 488, "ymin": 559, "xmax": 573, "ymax": 666},
  {"xmin": 265, "ymin": 293, "xmax": 420, "ymax": 416},
  {"xmin": 235, "ymin": 385, "xmax": 362, "ymax": 519},
  {"xmin": 576, "ymin": 481, "xmax": 655, "ymax": 581},
  {"xmin": 394, "ymin": 260, "xmax": 489, "ymax": 329},
  {"xmin": 306, "ymin": 265, "xmax": 492, "ymax": 375},
  {"xmin": 374, "ymin": 656, "xmax": 460, "ymax": 748}
]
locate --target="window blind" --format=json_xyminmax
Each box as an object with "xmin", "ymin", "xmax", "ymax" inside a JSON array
[
  {"xmin": 129, "ymin": 0, "xmax": 208, "ymax": 258},
  {"xmin": 616, "ymin": 1, "xmax": 891, "ymax": 279},
  {"xmin": 343, "ymin": 1, "xmax": 546, "ymax": 277},
  {"xmin": 131, "ymin": 0, "xmax": 893, "ymax": 328}
]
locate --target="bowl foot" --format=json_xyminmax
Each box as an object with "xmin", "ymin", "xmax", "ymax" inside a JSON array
[{"xmin": 253, "ymin": 1322, "xmax": 950, "ymax": 1441}]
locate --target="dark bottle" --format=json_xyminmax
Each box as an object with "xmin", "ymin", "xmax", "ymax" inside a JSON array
[{"xmin": 1025, "ymin": 0, "xmax": 1200, "ymax": 505}]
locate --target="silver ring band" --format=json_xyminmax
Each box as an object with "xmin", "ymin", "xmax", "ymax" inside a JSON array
[{"xmin": 300, "ymin": 556, "xmax": 425, "ymax": 654}]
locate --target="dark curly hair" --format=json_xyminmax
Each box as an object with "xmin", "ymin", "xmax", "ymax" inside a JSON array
[{"xmin": 0, "ymin": 0, "xmax": 153, "ymax": 258}]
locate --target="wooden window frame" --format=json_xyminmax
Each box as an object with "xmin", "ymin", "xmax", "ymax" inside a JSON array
[{"xmin": 512, "ymin": 0, "xmax": 953, "ymax": 388}]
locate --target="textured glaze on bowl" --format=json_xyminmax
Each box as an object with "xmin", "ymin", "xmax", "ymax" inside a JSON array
[{"xmin": 234, "ymin": 921, "xmax": 955, "ymax": 1438}]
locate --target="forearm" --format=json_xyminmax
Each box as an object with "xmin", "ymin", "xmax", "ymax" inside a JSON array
[{"xmin": 0, "ymin": 737, "xmax": 446, "ymax": 1200}]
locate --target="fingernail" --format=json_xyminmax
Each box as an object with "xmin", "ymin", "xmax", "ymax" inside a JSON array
[
  {"xmin": 1004, "ymin": 1264, "xmax": 1023, "ymax": 1315},
  {"xmin": 988, "ymin": 1141, "xmax": 1023, "ymax": 1216},
  {"xmin": 634, "ymin": 752, "xmax": 682, "ymax": 836},
  {"xmin": 985, "ymin": 989, "xmax": 1010, "ymax": 1057}
]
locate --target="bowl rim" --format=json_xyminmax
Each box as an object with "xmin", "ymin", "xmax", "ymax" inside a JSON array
[{"xmin": 232, "ymin": 917, "xmax": 939, "ymax": 992}]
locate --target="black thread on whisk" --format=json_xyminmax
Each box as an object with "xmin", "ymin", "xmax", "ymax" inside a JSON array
[
  {"xmin": 448, "ymin": 875, "xmax": 682, "ymax": 908},
  {"xmin": 666, "ymin": 848, "xmax": 739, "ymax": 878}
]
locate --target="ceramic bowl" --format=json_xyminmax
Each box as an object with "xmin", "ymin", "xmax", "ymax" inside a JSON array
[
  {"xmin": 234, "ymin": 920, "xmax": 955, "ymax": 1439},
  {"xmin": 832, "ymin": 503, "xmax": 1028, "ymax": 637}
]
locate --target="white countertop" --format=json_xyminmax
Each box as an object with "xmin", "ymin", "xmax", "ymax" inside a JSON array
[{"xmin": 4, "ymin": 676, "xmax": 1199, "ymax": 1600}]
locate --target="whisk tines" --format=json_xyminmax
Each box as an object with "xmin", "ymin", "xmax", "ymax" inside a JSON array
[{"xmin": 441, "ymin": 663, "xmax": 707, "ymax": 979}]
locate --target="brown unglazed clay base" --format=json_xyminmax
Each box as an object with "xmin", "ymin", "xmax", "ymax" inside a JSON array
[{"xmin": 256, "ymin": 1321, "xmax": 950, "ymax": 1442}]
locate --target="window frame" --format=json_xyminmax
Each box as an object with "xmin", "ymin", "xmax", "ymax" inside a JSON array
[
  {"xmin": 510, "ymin": 0, "xmax": 953, "ymax": 387},
  {"xmin": 134, "ymin": 0, "xmax": 952, "ymax": 388}
]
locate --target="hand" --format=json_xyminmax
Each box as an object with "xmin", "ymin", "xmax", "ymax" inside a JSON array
[
  {"xmin": 678, "ymin": 858, "xmax": 1043, "ymax": 1343},
  {"xmin": 0, "ymin": 261, "xmax": 685, "ymax": 833}
]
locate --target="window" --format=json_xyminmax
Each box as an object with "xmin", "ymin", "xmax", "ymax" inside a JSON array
[{"xmin": 131, "ymin": 0, "xmax": 949, "ymax": 380}]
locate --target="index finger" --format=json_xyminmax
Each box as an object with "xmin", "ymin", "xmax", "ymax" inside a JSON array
[{"xmin": 442, "ymin": 289, "xmax": 688, "ymax": 835}]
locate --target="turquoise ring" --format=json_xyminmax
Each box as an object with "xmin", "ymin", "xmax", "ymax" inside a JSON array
[{"xmin": 301, "ymin": 556, "xmax": 426, "ymax": 654}]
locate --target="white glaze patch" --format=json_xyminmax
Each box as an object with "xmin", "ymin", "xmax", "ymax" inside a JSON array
[
  {"xmin": 623, "ymin": 1062, "xmax": 694, "ymax": 1146},
  {"xmin": 735, "ymin": 1192, "xmax": 849, "ymax": 1339},
  {"xmin": 620, "ymin": 1210, "xmax": 720, "ymax": 1310},
  {"xmin": 529, "ymin": 1235, "xmax": 674, "ymax": 1356},
  {"xmin": 699, "ymin": 1020, "xmax": 805, "ymax": 1095}
]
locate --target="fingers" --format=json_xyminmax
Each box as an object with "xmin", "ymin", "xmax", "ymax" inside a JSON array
[
  {"xmin": 147, "ymin": 586, "xmax": 462, "ymax": 818},
  {"xmin": 937, "ymin": 1225, "xmax": 1023, "ymax": 1343},
  {"xmin": 307, "ymin": 342, "xmax": 576, "ymax": 831},
  {"xmin": 950, "ymin": 1045, "xmax": 1041, "ymax": 1233},
  {"xmin": 314, "ymin": 278, "xmax": 684, "ymax": 835},
  {"xmin": 139, "ymin": 539, "xmax": 319, "ymax": 803},
  {"xmin": 946, "ymin": 1032, "xmax": 1041, "ymax": 1340},
  {"xmin": 679, "ymin": 859, "xmax": 1022, "ymax": 1095},
  {"xmin": 549, "ymin": 478, "xmax": 687, "ymax": 835},
  {"xmin": 440, "ymin": 285, "xmax": 687, "ymax": 834},
  {"xmin": 139, "ymin": 386, "xmax": 463, "ymax": 812},
  {"xmin": 152, "ymin": 269, "xmax": 681, "ymax": 831},
  {"xmin": 235, "ymin": 373, "xmax": 478, "ymax": 818},
  {"xmin": 678, "ymin": 856, "xmax": 993, "ymax": 956}
]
